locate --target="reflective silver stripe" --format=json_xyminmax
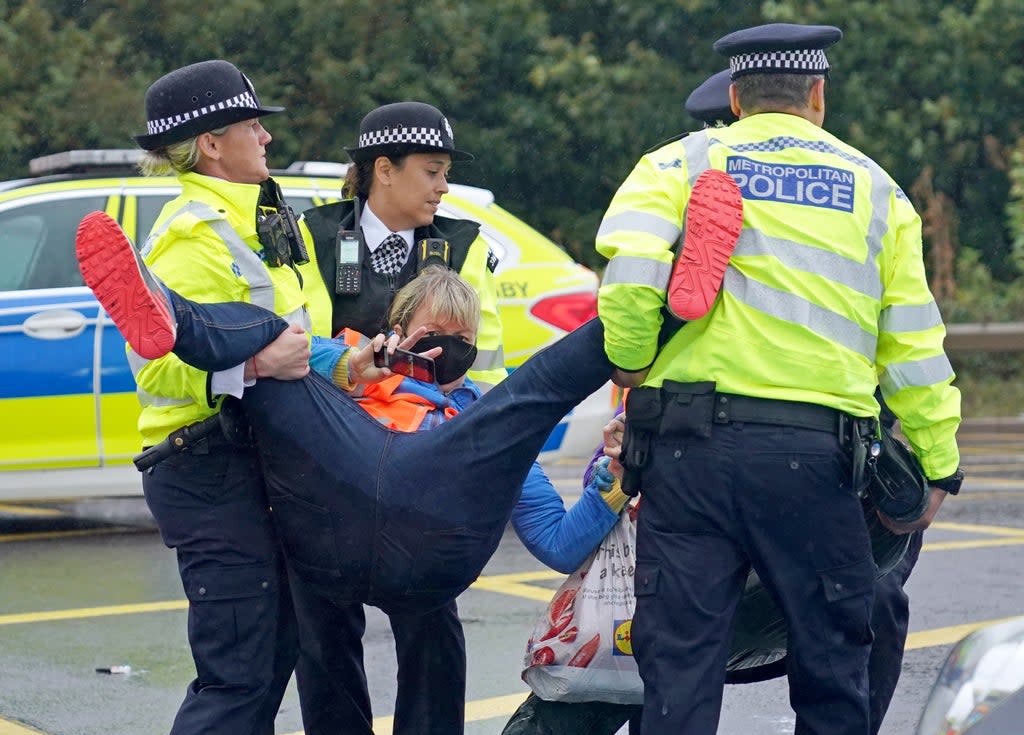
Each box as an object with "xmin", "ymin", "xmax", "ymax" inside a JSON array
[
  {"xmin": 137, "ymin": 391, "xmax": 193, "ymax": 408},
  {"xmin": 127, "ymin": 351, "xmax": 192, "ymax": 407},
  {"xmin": 472, "ymin": 346, "xmax": 505, "ymax": 373},
  {"xmin": 597, "ymin": 211, "xmax": 681, "ymax": 247},
  {"xmin": 602, "ymin": 256, "xmax": 672, "ymax": 289},
  {"xmin": 864, "ymin": 158, "xmax": 892, "ymax": 276},
  {"xmin": 281, "ymin": 305, "xmax": 312, "ymax": 331},
  {"xmin": 880, "ymin": 302, "xmax": 943, "ymax": 333},
  {"xmin": 683, "ymin": 130, "xmax": 711, "ymax": 186},
  {"xmin": 879, "ymin": 354, "xmax": 955, "ymax": 394},
  {"xmin": 142, "ymin": 201, "xmax": 277, "ymax": 313},
  {"xmin": 126, "ymin": 350, "xmax": 150, "ymax": 378},
  {"xmin": 729, "ymin": 230, "xmax": 883, "ymax": 300},
  {"xmin": 723, "ymin": 269, "xmax": 878, "ymax": 360}
]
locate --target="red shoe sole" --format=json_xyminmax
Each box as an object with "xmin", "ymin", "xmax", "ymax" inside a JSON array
[
  {"xmin": 75, "ymin": 211, "xmax": 175, "ymax": 360},
  {"xmin": 667, "ymin": 169, "xmax": 744, "ymax": 321}
]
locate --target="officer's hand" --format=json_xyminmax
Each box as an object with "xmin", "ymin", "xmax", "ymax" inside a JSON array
[
  {"xmin": 877, "ymin": 487, "xmax": 947, "ymax": 534},
  {"xmin": 248, "ymin": 324, "xmax": 310, "ymax": 381},
  {"xmin": 602, "ymin": 413, "xmax": 626, "ymax": 479},
  {"xmin": 612, "ymin": 368, "xmax": 648, "ymax": 388},
  {"xmin": 348, "ymin": 326, "xmax": 443, "ymax": 385}
]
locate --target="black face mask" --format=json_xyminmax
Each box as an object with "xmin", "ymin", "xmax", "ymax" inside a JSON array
[{"xmin": 410, "ymin": 334, "xmax": 478, "ymax": 385}]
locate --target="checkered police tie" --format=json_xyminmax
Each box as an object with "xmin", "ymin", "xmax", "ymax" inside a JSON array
[{"xmin": 370, "ymin": 234, "xmax": 407, "ymax": 275}]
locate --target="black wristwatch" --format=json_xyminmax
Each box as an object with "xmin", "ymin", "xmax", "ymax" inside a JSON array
[{"xmin": 929, "ymin": 467, "xmax": 965, "ymax": 495}]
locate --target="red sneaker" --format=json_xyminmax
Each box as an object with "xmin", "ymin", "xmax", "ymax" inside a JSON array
[
  {"xmin": 75, "ymin": 211, "xmax": 176, "ymax": 360},
  {"xmin": 666, "ymin": 169, "xmax": 743, "ymax": 321}
]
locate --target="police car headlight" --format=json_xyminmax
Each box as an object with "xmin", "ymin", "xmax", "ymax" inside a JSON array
[{"xmin": 916, "ymin": 616, "xmax": 1024, "ymax": 734}]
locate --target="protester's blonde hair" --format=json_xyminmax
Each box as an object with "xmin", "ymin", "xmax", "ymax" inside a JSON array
[
  {"xmin": 138, "ymin": 125, "xmax": 230, "ymax": 177},
  {"xmin": 387, "ymin": 266, "xmax": 480, "ymax": 336}
]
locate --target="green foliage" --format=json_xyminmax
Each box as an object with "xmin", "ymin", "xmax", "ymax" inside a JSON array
[{"xmin": 3, "ymin": 0, "xmax": 1024, "ymax": 303}]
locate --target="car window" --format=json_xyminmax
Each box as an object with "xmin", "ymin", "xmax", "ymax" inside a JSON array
[
  {"xmin": 0, "ymin": 195, "xmax": 106, "ymax": 291},
  {"xmin": 136, "ymin": 194, "xmax": 175, "ymax": 245}
]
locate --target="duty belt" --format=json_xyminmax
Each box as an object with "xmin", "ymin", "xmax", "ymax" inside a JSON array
[
  {"xmin": 620, "ymin": 382, "xmax": 877, "ymax": 496},
  {"xmin": 132, "ymin": 414, "xmax": 224, "ymax": 472},
  {"xmin": 132, "ymin": 397, "xmax": 254, "ymax": 472},
  {"xmin": 711, "ymin": 392, "xmax": 860, "ymax": 445}
]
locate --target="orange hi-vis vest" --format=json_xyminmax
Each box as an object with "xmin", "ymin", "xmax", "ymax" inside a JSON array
[{"xmin": 340, "ymin": 329, "xmax": 461, "ymax": 432}]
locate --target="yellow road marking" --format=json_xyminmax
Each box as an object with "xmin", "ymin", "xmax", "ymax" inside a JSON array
[
  {"xmin": 0, "ymin": 504, "xmax": 64, "ymax": 518},
  {"xmin": 923, "ymin": 537, "xmax": 1024, "ymax": 551},
  {"xmin": 906, "ymin": 616, "xmax": 1021, "ymax": 650},
  {"xmin": 0, "ymin": 600, "xmax": 186, "ymax": 626},
  {"xmin": 929, "ymin": 521, "xmax": 1024, "ymax": 536},
  {"xmin": 0, "ymin": 527, "xmax": 146, "ymax": 543},
  {"xmin": 0, "ymin": 718, "xmax": 46, "ymax": 734},
  {"xmin": 281, "ymin": 692, "xmax": 531, "ymax": 735}
]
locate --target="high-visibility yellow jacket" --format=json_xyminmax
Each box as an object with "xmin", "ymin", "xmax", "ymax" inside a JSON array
[
  {"xmin": 132, "ymin": 172, "xmax": 311, "ymax": 446},
  {"xmin": 596, "ymin": 113, "xmax": 960, "ymax": 478}
]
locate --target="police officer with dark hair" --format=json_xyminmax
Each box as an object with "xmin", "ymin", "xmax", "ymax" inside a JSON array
[
  {"xmin": 596, "ymin": 23, "xmax": 962, "ymax": 735},
  {"xmin": 291, "ymin": 102, "xmax": 504, "ymax": 735}
]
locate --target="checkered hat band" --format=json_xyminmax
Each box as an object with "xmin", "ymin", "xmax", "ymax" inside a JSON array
[
  {"xmin": 358, "ymin": 126, "xmax": 446, "ymax": 149},
  {"xmin": 730, "ymin": 49, "xmax": 829, "ymax": 75},
  {"xmin": 146, "ymin": 91, "xmax": 260, "ymax": 135}
]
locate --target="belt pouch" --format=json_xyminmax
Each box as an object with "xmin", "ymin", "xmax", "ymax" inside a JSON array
[
  {"xmin": 659, "ymin": 380, "xmax": 717, "ymax": 438},
  {"xmin": 621, "ymin": 387, "xmax": 663, "ymax": 496}
]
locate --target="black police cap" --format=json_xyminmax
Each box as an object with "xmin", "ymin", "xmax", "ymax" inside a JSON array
[
  {"xmin": 713, "ymin": 23, "xmax": 843, "ymax": 79},
  {"xmin": 685, "ymin": 69, "xmax": 738, "ymax": 125},
  {"xmin": 345, "ymin": 101, "xmax": 474, "ymax": 163},
  {"xmin": 134, "ymin": 60, "xmax": 283, "ymax": 151}
]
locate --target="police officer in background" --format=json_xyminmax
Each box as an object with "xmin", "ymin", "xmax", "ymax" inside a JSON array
[
  {"xmin": 683, "ymin": 65, "xmax": 928, "ymax": 735},
  {"xmin": 299, "ymin": 101, "xmax": 505, "ymax": 390},
  {"xmin": 126, "ymin": 61, "xmax": 311, "ymax": 734},
  {"xmin": 291, "ymin": 102, "xmax": 504, "ymax": 735},
  {"xmin": 596, "ymin": 23, "xmax": 962, "ymax": 735},
  {"xmin": 684, "ymin": 68, "xmax": 739, "ymax": 127}
]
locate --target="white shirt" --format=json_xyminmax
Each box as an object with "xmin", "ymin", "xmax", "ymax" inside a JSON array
[{"xmin": 360, "ymin": 202, "xmax": 414, "ymax": 268}]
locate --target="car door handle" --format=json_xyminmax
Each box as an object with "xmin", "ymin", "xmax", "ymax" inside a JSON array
[{"xmin": 22, "ymin": 309, "xmax": 89, "ymax": 340}]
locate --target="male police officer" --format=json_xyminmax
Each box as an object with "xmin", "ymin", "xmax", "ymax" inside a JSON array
[
  {"xmin": 683, "ymin": 65, "xmax": 930, "ymax": 735},
  {"xmin": 596, "ymin": 23, "xmax": 962, "ymax": 735}
]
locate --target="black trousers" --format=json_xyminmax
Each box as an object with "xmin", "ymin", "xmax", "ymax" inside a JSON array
[
  {"xmin": 632, "ymin": 422, "xmax": 875, "ymax": 735},
  {"xmin": 142, "ymin": 438, "xmax": 298, "ymax": 735},
  {"xmin": 292, "ymin": 589, "xmax": 466, "ymax": 735}
]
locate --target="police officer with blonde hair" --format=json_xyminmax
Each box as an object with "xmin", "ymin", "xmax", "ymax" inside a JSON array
[
  {"xmin": 596, "ymin": 23, "xmax": 962, "ymax": 735},
  {"xmin": 78, "ymin": 60, "xmax": 312, "ymax": 735}
]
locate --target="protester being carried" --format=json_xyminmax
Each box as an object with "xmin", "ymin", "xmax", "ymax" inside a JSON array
[{"xmin": 78, "ymin": 210, "xmax": 632, "ymax": 731}]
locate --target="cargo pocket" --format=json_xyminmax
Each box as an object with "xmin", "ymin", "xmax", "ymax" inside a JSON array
[
  {"xmin": 819, "ymin": 555, "xmax": 875, "ymax": 652},
  {"xmin": 267, "ymin": 490, "xmax": 342, "ymax": 583},
  {"xmin": 180, "ymin": 563, "xmax": 278, "ymax": 686}
]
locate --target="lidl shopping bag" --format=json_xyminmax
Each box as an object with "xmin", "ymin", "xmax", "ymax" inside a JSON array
[{"xmin": 521, "ymin": 507, "xmax": 643, "ymax": 704}]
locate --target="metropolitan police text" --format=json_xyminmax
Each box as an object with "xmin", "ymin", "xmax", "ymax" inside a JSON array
[{"xmin": 726, "ymin": 155, "xmax": 855, "ymax": 213}]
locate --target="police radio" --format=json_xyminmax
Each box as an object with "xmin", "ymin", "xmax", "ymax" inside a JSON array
[
  {"xmin": 256, "ymin": 178, "xmax": 309, "ymax": 267},
  {"xmin": 335, "ymin": 198, "xmax": 363, "ymax": 294}
]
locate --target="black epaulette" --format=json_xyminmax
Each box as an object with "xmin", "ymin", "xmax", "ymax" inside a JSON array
[
  {"xmin": 644, "ymin": 131, "xmax": 691, "ymax": 155},
  {"xmin": 486, "ymin": 248, "xmax": 499, "ymax": 273}
]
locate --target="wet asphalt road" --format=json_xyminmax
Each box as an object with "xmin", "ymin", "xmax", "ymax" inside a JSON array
[{"xmin": 0, "ymin": 419, "xmax": 1022, "ymax": 735}]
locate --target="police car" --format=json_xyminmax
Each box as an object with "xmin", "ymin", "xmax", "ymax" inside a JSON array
[{"xmin": 0, "ymin": 150, "xmax": 614, "ymax": 500}]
